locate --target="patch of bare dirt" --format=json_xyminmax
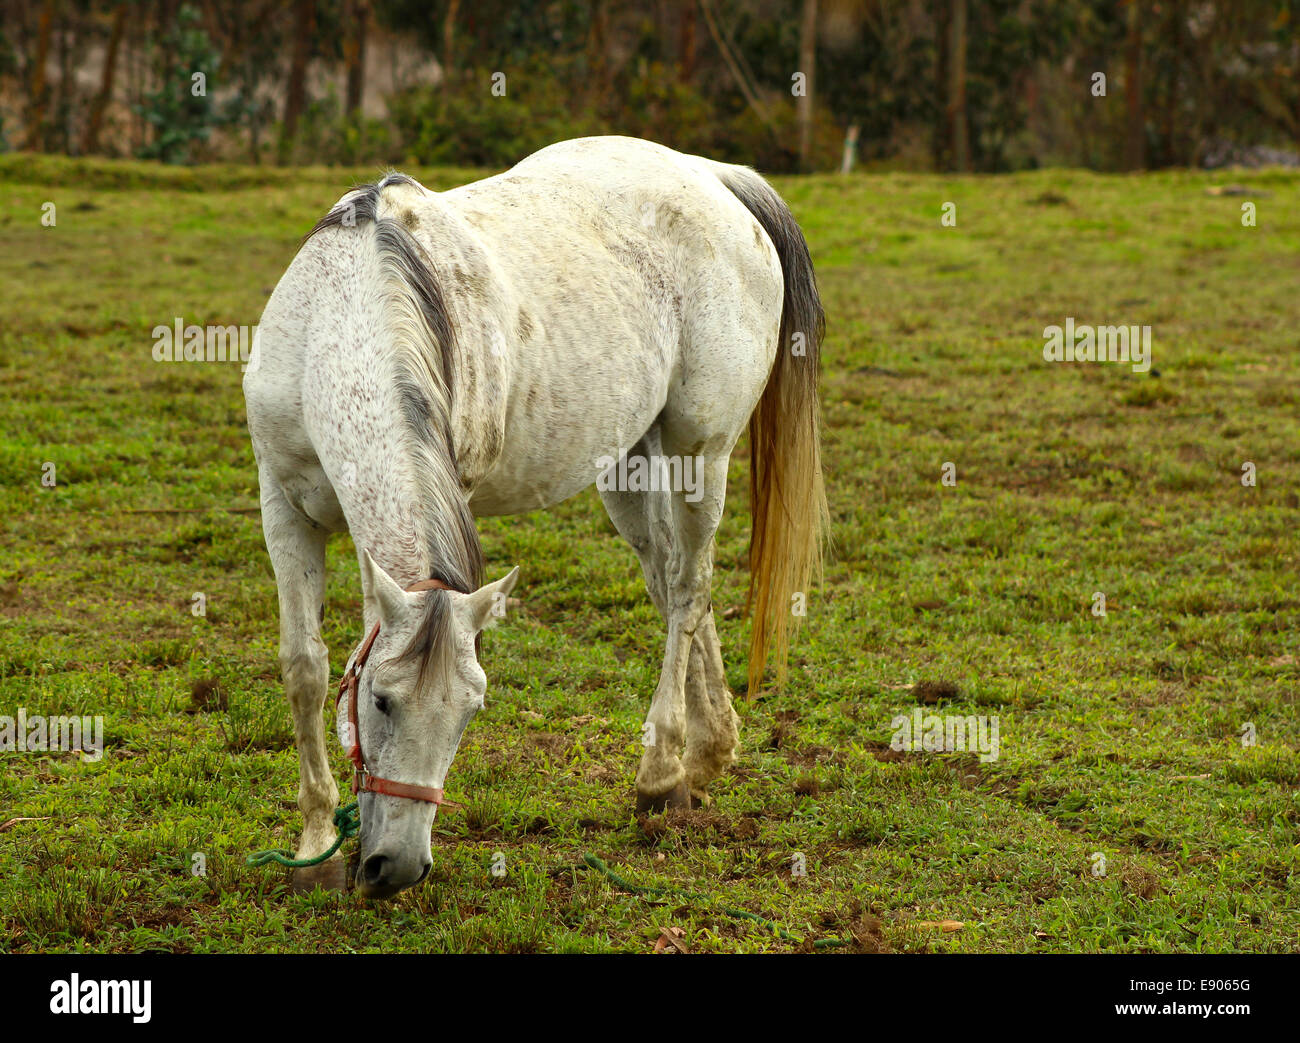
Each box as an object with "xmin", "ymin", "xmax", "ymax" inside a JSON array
[
  {"xmin": 911, "ymin": 679, "xmax": 962, "ymax": 704},
  {"xmin": 636, "ymin": 807, "xmax": 762, "ymax": 845},
  {"xmin": 185, "ymin": 678, "xmax": 228, "ymax": 712},
  {"xmin": 1121, "ymin": 865, "xmax": 1163, "ymax": 900}
]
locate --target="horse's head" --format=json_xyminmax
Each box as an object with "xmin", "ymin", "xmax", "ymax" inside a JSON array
[{"xmin": 344, "ymin": 550, "xmax": 518, "ymax": 900}]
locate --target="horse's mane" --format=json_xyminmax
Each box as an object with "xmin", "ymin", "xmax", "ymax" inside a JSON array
[{"xmin": 303, "ymin": 174, "xmax": 485, "ymax": 679}]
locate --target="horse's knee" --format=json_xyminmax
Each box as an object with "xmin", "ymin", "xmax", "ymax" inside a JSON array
[{"xmin": 279, "ymin": 642, "xmax": 328, "ymax": 702}]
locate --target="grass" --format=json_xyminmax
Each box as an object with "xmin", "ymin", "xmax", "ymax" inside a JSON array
[{"xmin": 0, "ymin": 153, "xmax": 1297, "ymax": 953}]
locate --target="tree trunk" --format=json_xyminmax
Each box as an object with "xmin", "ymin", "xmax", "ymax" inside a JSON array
[
  {"xmin": 588, "ymin": 0, "xmax": 610, "ymax": 101},
  {"xmin": 1124, "ymin": 0, "xmax": 1145, "ymax": 169},
  {"xmin": 797, "ymin": 0, "xmax": 817, "ymax": 171},
  {"xmin": 82, "ymin": 3, "xmax": 127, "ymax": 154},
  {"xmin": 1024, "ymin": 64, "xmax": 1042, "ymax": 164},
  {"xmin": 56, "ymin": 0, "xmax": 72, "ymax": 152},
  {"xmin": 1160, "ymin": 0, "xmax": 1181, "ymax": 165},
  {"xmin": 344, "ymin": 0, "xmax": 369, "ymax": 115},
  {"xmin": 933, "ymin": 0, "xmax": 950, "ymax": 168},
  {"xmin": 699, "ymin": 0, "xmax": 771, "ymax": 129},
  {"xmin": 280, "ymin": 0, "xmax": 315, "ymax": 159},
  {"xmin": 948, "ymin": 0, "xmax": 970, "ymax": 171},
  {"xmin": 442, "ymin": 0, "xmax": 460, "ymax": 83},
  {"xmin": 678, "ymin": 1, "xmax": 696, "ymax": 82},
  {"xmin": 26, "ymin": 0, "xmax": 56, "ymax": 149}
]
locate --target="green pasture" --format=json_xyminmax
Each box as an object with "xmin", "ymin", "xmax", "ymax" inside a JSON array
[{"xmin": 1, "ymin": 154, "xmax": 1297, "ymax": 952}]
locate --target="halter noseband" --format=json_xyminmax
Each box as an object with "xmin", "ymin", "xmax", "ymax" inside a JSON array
[{"xmin": 337, "ymin": 577, "xmax": 454, "ymax": 806}]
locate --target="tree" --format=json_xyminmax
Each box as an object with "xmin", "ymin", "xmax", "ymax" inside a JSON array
[
  {"xmin": 797, "ymin": 0, "xmax": 818, "ymax": 170},
  {"xmin": 678, "ymin": 0, "xmax": 696, "ymax": 82},
  {"xmin": 947, "ymin": 0, "xmax": 969, "ymax": 171},
  {"xmin": 280, "ymin": 0, "xmax": 316, "ymax": 159},
  {"xmin": 442, "ymin": 0, "xmax": 459, "ymax": 82},
  {"xmin": 83, "ymin": 3, "xmax": 128, "ymax": 154},
  {"xmin": 25, "ymin": 0, "xmax": 55, "ymax": 149},
  {"xmin": 344, "ymin": 0, "xmax": 370, "ymax": 115},
  {"xmin": 1124, "ymin": 0, "xmax": 1144, "ymax": 169},
  {"xmin": 133, "ymin": 5, "xmax": 223, "ymax": 164}
]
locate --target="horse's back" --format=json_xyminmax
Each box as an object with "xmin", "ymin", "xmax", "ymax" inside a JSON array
[
  {"xmin": 444, "ymin": 136, "xmax": 786, "ymax": 471},
  {"xmin": 449, "ymin": 136, "xmax": 779, "ymax": 286}
]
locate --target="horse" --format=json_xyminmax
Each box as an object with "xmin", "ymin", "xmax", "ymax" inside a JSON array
[{"xmin": 243, "ymin": 136, "xmax": 827, "ymax": 899}]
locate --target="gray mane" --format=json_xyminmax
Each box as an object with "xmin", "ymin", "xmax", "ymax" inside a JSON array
[{"xmin": 304, "ymin": 173, "xmax": 485, "ymax": 675}]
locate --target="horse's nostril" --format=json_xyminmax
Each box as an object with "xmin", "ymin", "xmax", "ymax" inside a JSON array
[
  {"xmin": 362, "ymin": 854, "xmax": 389, "ymax": 887},
  {"xmin": 416, "ymin": 862, "xmax": 431, "ymax": 885}
]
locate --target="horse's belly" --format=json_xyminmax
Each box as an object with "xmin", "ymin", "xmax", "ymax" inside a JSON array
[
  {"xmin": 466, "ymin": 423, "xmax": 640, "ymax": 517},
  {"xmin": 466, "ymin": 383, "xmax": 664, "ymax": 517},
  {"xmin": 467, "ymin": 465, "xmax": 590, "ymax": 517}
]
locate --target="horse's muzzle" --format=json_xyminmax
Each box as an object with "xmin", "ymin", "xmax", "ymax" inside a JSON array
[{"xmin": 356, "ymin": 849, "xmax": 432, "ymax": 900}]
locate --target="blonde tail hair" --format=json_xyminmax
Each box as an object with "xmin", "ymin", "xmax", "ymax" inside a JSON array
[{"xmin": 716, "ymin": 166, "xmax": 829, "ymax": 698}]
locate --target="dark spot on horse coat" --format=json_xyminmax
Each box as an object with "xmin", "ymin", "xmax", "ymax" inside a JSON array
[
  {"xmin": 452, "ymin": 267, "xmax": 489, "ymax": 303},
  {"xmin": 517, "ymin": 311, "xmax": 534, "ymax": 341},
  {"xmin": 482, "ymin": 424, "xmax": 503, "ymax": 462}
]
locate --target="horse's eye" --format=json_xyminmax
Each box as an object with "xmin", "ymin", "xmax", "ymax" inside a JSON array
[{"xmin": 373, "ymin": 693, "xmax": 391, "ymax": 715}]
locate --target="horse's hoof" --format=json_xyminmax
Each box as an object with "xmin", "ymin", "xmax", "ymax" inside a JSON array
[
  {"xmin": 290, "ymin": 858, "xmax": 347, "ymax": 894},
  {"xmin": 688, "ymin": 788, "xmax": 710, "ymax": 809},
  {"xmin": 636, "ymin": 780, "xmax": 692, "ymax": 813}
]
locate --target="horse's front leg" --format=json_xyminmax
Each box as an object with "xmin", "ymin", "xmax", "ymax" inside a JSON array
[{"xmin": 259, "ymin": 477, "xmax": 344, "ymax": 890}]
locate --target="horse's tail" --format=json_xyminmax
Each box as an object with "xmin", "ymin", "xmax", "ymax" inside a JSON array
[{"xmin": 715, "ymin": 166, "xmax": 829, "ymax": 699}]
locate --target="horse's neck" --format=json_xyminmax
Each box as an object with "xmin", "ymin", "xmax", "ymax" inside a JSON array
[
  {"xmin": 335, "ymin": 359, "xmax": 467, "ymax": 599},
  {"xmin": 348, "ymin": 443, "xmax": 440, "ymax": 594},
  {"xmin": 407, "ymin": 204, "xmax": 514, "ymax": 492}
]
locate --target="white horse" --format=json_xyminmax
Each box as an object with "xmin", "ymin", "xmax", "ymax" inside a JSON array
[{"xmin": 243, "ymin": 136, "xmax": 826, "ymax": 899}]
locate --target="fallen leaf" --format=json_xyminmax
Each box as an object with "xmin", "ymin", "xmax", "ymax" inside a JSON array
[
  {"xmin": 919, "ymin": 919, "xmax": 964, "ymax": 932},
  {"xmin": 653, "ymin": 926, "xmax": 689, "ymax": 954},
  {"xmin": 0, "ymin": 817, "xmax": 51, "ymax": 834},
  {"xmin": 1205, "ymin": 185, "xmax": 1270, "ymax": 197}
]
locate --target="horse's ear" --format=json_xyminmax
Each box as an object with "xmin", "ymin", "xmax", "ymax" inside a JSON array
[
  {"xmin": 360, "ymin": 549, "xmax": 407, "ymax": 625},
  {"xmin": 459, "ymin": 567, "xmax": 520, "ymax": 633}
]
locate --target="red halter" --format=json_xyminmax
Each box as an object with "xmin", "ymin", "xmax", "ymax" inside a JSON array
[{"xmin": 336, "ymin": 577, "xmax": 457, "ymax": 807}]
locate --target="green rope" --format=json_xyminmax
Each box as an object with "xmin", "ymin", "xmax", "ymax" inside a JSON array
[
  {"xmin": 247, "ymin": 811, "xmax": 847, "ymax": 949},
  {"xmin": 581, "ymin": 854, "xmax": 851, "ymax": 950},
  {"xmin": 247, "ymin": 801, "xmax": 360, "ymax": 868}
]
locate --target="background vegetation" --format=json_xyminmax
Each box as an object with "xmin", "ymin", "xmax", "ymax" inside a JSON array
[{"xmin": 1, "ymin": 1, "xmax": 1298, "ymax": 172}]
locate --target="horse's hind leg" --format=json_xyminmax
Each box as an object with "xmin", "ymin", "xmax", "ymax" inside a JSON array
[
  {"xmin": 601, "ymin": 431, "xmax": 740, "ymax": 809},
  {"xmin": 258, "ymin": 472, "xmax": 343, "ymax": 890},
  {"xmin": 638, "ymin": 446, "xmax": 731, "ymax": 811},
  {"xmin": 597, "ymin": 434, "xmax": 689, "ymax": 809},
  {"xmin": 681, "ymin": 612, "xmax": 740, "ymax": 804}
]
